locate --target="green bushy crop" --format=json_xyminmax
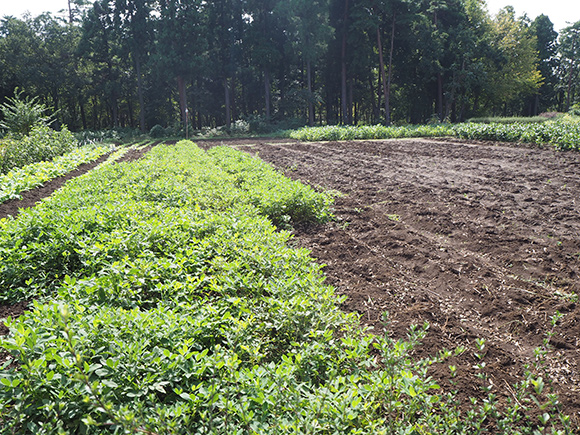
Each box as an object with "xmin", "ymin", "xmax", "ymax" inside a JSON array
[
  {"xmin": 0, "ymin": 140, "xmax": 332, "ymax": 303},
  {"xmin": 453, "ymin": 118, "xmax": 580, "ymax": 150},
  {"xmin": 289, "ymin": 124, "xmax": 454, "ymax": 141},
  {"xmin": 289, "ymin": 119, "xmax": 580, "ymax": 151},
  {"xmin": 466, "ymin": 116, "xmax": 555, "ymax": 124},
  {"xmin": 0, "ymin": 124, "xmax": 77, "ymax": 174},
  {"xmin": 0, "ymin": 145, "xmax": 109, "ymax": 204}
]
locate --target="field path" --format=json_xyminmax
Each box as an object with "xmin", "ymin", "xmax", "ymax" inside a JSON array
[{"xmin": 197, "ymin": 137, "xmax": 580, "ymax": 422}]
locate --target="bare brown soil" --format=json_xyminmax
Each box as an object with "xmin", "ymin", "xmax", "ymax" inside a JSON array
[{"xmin": 197, "ymin": 136, "xmax": 580, "ymax": 425}]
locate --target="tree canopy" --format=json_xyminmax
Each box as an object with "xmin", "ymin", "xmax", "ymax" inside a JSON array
[{"xmin": 0, "ymin": 0, "xmax": 577, "ymax": 131}]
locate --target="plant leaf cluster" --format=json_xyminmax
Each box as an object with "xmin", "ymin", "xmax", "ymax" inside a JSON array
[
  {"xmin": 288, "ymin": 117, "xmax": 580, "ymax": 151},
  {"xmin": 0, "ymin": 145, "xmax": 109, "ymax": 204},
  {"xmin": 453, "ymin": 117, "xmax": 580, "ymax": 150},
  {"xmin": 0, "ymin": 124, "xmax": 77, "ymax": 175}
]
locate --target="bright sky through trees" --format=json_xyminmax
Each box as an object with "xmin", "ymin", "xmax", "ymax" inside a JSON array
[
  {"xmin": 485, "ymin": 0, "xmax": 577, "ymax": 31},
  {"xmin": 2, "ymin": 0, "xmax": 579, "ymax": 32},
  {"xmin": 1, "ymin": 0, "xmax": 69, "ymax": 20}
]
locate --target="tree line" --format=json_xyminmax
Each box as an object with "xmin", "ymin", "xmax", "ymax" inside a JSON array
[{"xmin": 0, "ymin": 0, "xmax": 579, "ymax": 132}]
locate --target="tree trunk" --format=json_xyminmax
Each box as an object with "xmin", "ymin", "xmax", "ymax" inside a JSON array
[
  {"xmin": 437, "ymin": 73, "xmax": 444, "ymax": 121},
  {"xmin": 307, "ymin": 59, "xmax": 314, "ymax": 126},
  {"xmin": 385, "ymin": 14, "xmax": 396, "ymax": 126},
  {"xmin": 369, "ymin": 75, "xmax": 378, "ymax": 123},
  {"xmin": 224, "ymin": 78, "xmax": 231, "ymax": 128},
  {"xmin": 348, "ymin": 79, "xmax": 354, "ymax": 123},
  {"xmin": 128, "ymin": 98, "xmax": 134, "ymax": 128},
  {"xmin": 264, "ymin": 68, "xmax": 271, "ymax": 119},
  {"xmin": 136, "ymin": 57, "xmax": 146, "ymax": 132},
  {"xmin": 377, "ymin": 66, "xmax": 382, "ymax": 118},
  {"xmin": 80, "ymin": 100, "xmax": 87, "ymax": 130},
  {"xmin": 377, "ymin": 26, "xmax": 389, "ymax": 124},
  {"xmin": 68, "ymin": 0, "xmax": 73, "ymax": 24},
  {"xmin": 177, "ymin": 75, "xmax": 187, "ymax": 124},
  {"xmin": 112, "ymin": 97, "xmax": 119, "ymax": 128},
  {"xmin": 566, "ymin": 60, "xmax": 575, "ymax": 112},
  {"xmin": 341, "ymin": 0, "xmax": 350, "ymax": 124}
]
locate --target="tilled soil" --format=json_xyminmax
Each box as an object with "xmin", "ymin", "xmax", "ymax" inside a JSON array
[{"xmin": 197, "ymin": 136, "xmax": 580, "ymax": 424}]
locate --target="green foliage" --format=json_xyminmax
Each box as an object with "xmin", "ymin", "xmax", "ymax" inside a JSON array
[
  {"xmin": 0, "ymin": 145, "xmax": 108, "ymax": 203},
  {"xmin": 149, "ymin": 124, "xmax": 166, "ymax": 138},
  {"xmin": 74, "ymin": 128, "xmax": 144, "ymax": 146},
  {"xmin": 0, "ymin": 124, "xmax": 77, "ymax": 174},
  {"xmin": 569, "ymin": 104, "xmax": 580, "ymax": 117},
  {"xmin": 0, "ymin": 89, "xmax": 55, "ymax": 137},
  {"xmin": 289, "ymin": 119, "xmax": 580, "ymax": 151},
  {"xmin": 453, "ymin": 118, "xmax": 580, "ymax": 150},
  {"xmin": 0, "ymin": 140, "xmax": 332, "ymax": 303},
  {"xmin": 466, "ymin": 116, "xmax": 557, "ymax": 124},
  {"xmin": 289, "ymin": 124, "xmax": 454, "ymax": 141}
]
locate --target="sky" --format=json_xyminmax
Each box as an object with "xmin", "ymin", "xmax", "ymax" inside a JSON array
[{"xmin": 0, "ymin": 0, "xmax": 579, "ymax": 33}]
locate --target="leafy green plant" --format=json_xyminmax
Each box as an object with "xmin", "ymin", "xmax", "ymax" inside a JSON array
[
  {"xmin": 149, "ymin": 124, "xmax": 166, "ymax": 138},
  {"xmin": 288, "ymin": 124, "xmax": 455, "ymax": 141},
  {"xmin": 0, "ymin": 145, "xmax": 109, "ymax": 204},
  {"xmin": 0, "ymin": 140, "xmax": 574, "ymax": 434},
  {"xmin": 466, "ymin": 116, "xmax": 558, "ymax": 124},
  {"xmin": 0, "ymin": 89, "xmax": 55, "ymax": 137},
  {"xmin": 452, "ymin": 119, "xmax": 580, "ymax": 151},
  {"xmin": 0, "ymin": 124, "xmax": 77, "ymax": 174}
]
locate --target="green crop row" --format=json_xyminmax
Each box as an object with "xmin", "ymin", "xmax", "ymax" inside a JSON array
[
  {"xmin": 0, "ymin": 125, "xmax": 78, "ymax": 175},
  {"xmin": 0, "ymin": 141, "xmax": 332, "ymax": 303},
  {"xmin": 466, "ymin": 116, "xmax": 557, "ymax": 124},
  {"xmin": 0, "ymin": 145, "xmax": 110, "ymax": 204},
  {"xmin": 289, "ymin": 124, "xmax": 454, "ymax": 141},
  {"xmin": 288, "ymin": 117, "xmax": 580, "ymax": 151},
  {"xmin": 0, "ymin": 141, "xmax": 572, "ymax": 433},
  {"xmin": 453, "ymin": 118, "xmax": 580, "ymax": 150}
]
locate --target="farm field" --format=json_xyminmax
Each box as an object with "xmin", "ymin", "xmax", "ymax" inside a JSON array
[
  {"xmin": 197, "ymin": 136, "xmax": 580, "ymax": 423},
  {"xmin": 0, "ymin": 136, "xmax": 579, "ymax": 432}
]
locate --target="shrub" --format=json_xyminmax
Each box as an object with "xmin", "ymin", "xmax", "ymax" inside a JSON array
[
  {"xmin": 0, "ymin": 89, "xmax": 55, "ymax": 137},
  {"xmin": 0, "ymin": 124, "xmax": 77, "ymax": 174},
  {"xmin": 149, "ymin": 124, "xmax": 166, "ymax": 138},
  {"xmin": 569, "ymin": 104, "xmax": 580, "ymax": 117}
]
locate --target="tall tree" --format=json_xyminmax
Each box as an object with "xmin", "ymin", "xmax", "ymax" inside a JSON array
[
  {"xmin": 78, "ymin": 1, "xmax": 124, "ymax": 127},
  {"xmin": 530, "ymin": 15, "xmax": 559, "ymax": 114},
  {"xmin": 113, "ymin": 0, "xmax": 153, "ymax": 131},
  {"xmin": 154, "ymin": 0, "xmax": 207, "ymax": 127},
  {"xmin": 246, "ymin": 0, "xmax": 283, "ymax": 120},
  {"xmin": 559, "ymin": 21, "xmax": 580, "ymax": 111},
  {"xmin": 486, "ymin": 7, "xmax": 542, "ymax": 114},
  {"xmin": 278, "ymin": 0, "xmax": 332, "ymax": 125},
  {"xmin": 207, "ymin": 0, "xmax": 244, "ymax": 128}
]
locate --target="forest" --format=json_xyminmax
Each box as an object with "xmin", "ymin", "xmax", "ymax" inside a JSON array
[{"xmin": 0, "ymin": 0, "xmax": 579, "ymax": 133}]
